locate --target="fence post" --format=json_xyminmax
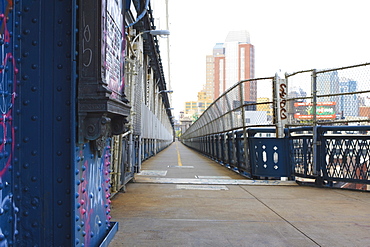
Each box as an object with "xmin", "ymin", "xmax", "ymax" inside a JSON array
[
  {"xmin": 274, "ymin": 74, "xmax": 288, "ymax": 138},
  {"xmin": 312, "ymin": 69, "xmax": 322, "ymax": 184},
  {"xmin": 312, "ymin": 69, "xmax": 317, "ymax": 127},
  {"xmin": 239, "ymin": 82, "xmax": 251, "ymax": 174},
  {"xmin": 274, "ymin": 74, "xmax": 289, "ymax": 180}
]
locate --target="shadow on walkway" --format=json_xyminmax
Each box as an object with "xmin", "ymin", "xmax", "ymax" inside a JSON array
[{"xmin": 109, "ymin": 141, "xmax": 370, "ymax": 247}]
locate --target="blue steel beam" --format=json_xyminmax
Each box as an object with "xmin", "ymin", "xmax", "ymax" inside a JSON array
[
  {"xmin": 15, "ymin": 1, "xmax": 75, "ymax": 245},
  {"xmin": 0, "ymin": 1, "xmax": 20, "ymax": 245},
  {"xmin": 0, "ymin": 0, "xmax": 123, "ymax": 246},
  {"xmin": 0, "ymin": 0, "xmax": 174, "ymax": 245}
]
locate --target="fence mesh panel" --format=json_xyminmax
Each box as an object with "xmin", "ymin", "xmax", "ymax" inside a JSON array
[
  {"xmin": 182, "ymin": 77, "xmax": 274, "ymax": 139},
  {"xmin": 316, "ymin": 64, "xmax": 370, "ymax": 125},
  {"xmin": 285, "ymin": 63, "xmax": 370, "ymax": 127},
  {"xmin": 183, "ymin": 62, "xmax": 370, "ymax": 143},
  {"xmin": 285, "ymin": 70, "xmax": 313, "ymax": 126}
]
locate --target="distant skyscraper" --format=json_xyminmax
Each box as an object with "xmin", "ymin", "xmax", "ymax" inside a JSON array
[
  {"xmin": 205, "ymin": 55, "xmax": 215, "ymax": 100},
  {"xmin": 316, "ymin": 72, "xmax": 359, "ymax": 118},
  {"xmin": 206, "ymin": 31, "xmax": 255, "ymax": 101},
  {"xmin": 338, "ymin": 78, "xmax": 359, "ymax": 118},
  {"xmin": 184, "ymin": 91, "xmax": 213, "ymax": 118},
  {"xmin": 317, "ymin": 71, "xmax": 340, "ymax": 103}
]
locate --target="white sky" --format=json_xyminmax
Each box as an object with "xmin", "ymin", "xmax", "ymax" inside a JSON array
[{"xmin": 152, "ymin": 0, "xmax": 370, "ymax": 117}]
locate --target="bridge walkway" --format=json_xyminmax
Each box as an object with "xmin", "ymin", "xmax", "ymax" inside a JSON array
[{"xmin": 109, "ymin": 141, "xmax": 370, "ymax": 247}]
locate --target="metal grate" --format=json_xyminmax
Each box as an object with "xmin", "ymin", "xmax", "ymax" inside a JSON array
[{"xmin": 323, "ymin": 135, "xmax": 370, "ymax": 182}]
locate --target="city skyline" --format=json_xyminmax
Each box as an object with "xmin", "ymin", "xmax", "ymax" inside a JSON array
[
  {"xmin": 150, "ymin": 0, "xmax": 370, "ymax": 118},
  {"xmin": 210, "ymin": 30, "xmax": 255, "ymax": 101},
  {"xmin": 183, "ymin": 30, "xmax": 255, "ymax": 119}
]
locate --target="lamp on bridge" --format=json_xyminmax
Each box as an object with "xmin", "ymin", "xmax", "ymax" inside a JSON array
[
  {"xmin": 128, "ymin": 29, "xmax": 170, "ymax": 65},
  {"xmin": 129, "ymin": 30, "xmax": 170, "ymax": 55},
  {"xmin": 158, "ymin": 90, "xmax": 173, "ymax": 94},
  {"xmin": 132, "ymin": 29, "xmax": 170, "ymax": 43}
]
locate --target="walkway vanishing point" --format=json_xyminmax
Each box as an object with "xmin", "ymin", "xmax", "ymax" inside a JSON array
[{"xmin": 109, "ymin": 141, "xmax": 370, "ymax": 247}]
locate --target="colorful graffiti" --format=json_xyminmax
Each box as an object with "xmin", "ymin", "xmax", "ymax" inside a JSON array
[
  {"xmin": 103, "ymin": 0, "xmax": 125, "ymax": 98},
  {"xmin": 75, "ymin": 140, "xmax": 113, "ymax": 246},
  {"xmin": 0, "ymin": 1, "xmax": 19, "ymax": 245},
  {"xmin": 0, "ymin": 1, "xmax": 121, "ymax": 245}
]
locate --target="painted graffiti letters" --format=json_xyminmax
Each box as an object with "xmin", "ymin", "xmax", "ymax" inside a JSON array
[
  {"xmin": 104, "ymin": 0, "xmax": 123, "ymax": 97},
  {"xmin": 279, "ymin": 83, "xmax": 287, "ymax": 98},
  {"xmin": 0, "ymin": 2, "xmax": 19, "ymax": 245},
  {"xmin": 76, "ymin": 144, "xmax": 112, "ymax": 246},
  {"xmin": 82, "ymin": 13, "xmax": 93, "ymax": 68},
  {"xmin": 279, "ymin": 83, "xmax": 287, "ymax": 120}
]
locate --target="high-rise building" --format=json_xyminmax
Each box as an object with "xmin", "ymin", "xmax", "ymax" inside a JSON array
[
  {"xmin": 317, "ymin": 71, "xmax": 340, "ymax": 103},
  {"xmin": 316, "ymin": 72, "xmax": 359, "ymax": 118},
  {"xmin": 206, "ymin": 31, "xmax": 255, "ymax": 101},
  {"xmin": 184, "ymin": 91, "xmax": 213, "ymax": 118},
  {"xmin": 205, "ymin": 55, "xmax": 215, "ymax": 100},
  {"xmin": 338, "ymin": 78, "xmax": 359, "ymax": 118},
  {"xmin": 257, "ymin": 97, "xmax": 273, "ymax": 123}
]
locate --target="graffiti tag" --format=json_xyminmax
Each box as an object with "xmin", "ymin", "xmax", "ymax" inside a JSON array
[{"xmin": 279, "ymin": 83, "xmax": 287, "ymax": 120}]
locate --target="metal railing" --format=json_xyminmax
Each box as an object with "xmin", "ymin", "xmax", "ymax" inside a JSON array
[
  {"xmin": 285, "ymin": 62, "xmax": 370, "ymax": 127},
  {"xmin": 182, "ymin": 62, "xmax": 370, "ymax": 189},
  {"xmin": 289, "ymin": 125, "xmax": 370, "ymax": 189},
  {"xmin": 109, "ymin": 5, "xmax": 174, "ymax": 193},
  {"xmin": 182, "ymin": 77, "xmax": 275, "ymax": 139}
]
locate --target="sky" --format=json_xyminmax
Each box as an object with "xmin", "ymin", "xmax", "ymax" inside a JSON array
[{"xmin": 152, "ymin": 0, "xmax": 370, "ymax": 118}]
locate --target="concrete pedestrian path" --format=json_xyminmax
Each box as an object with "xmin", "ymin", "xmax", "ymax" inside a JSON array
[{"xmin": 109, "ymin": 141, "xmax": 370, "ymax": 247}]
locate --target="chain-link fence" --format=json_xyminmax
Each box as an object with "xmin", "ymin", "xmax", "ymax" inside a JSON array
[
  {"xmin": 182, "ymin": 77, "xmax": 275, "ymax": 139},
  {"xmin": 286, "ymin": 63, "xmax": 370, "ymax": 127},
  {"xmin": 183, "ymin": 62, "xmax": 370, "ymax": 140},
  {"xmin": 181, "ymin": 62, "xmax": 370, "ymax": 186}
]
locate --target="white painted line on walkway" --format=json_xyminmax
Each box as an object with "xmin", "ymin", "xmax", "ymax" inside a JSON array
[
  {"xmin": 195, "ymin": 176, "xmax": 231, "ymax": 179},
  {"xmin": 136, "ymin": 170, "xmax": 168, "ymax": 176},
  {"xmin": 168, "ymin": 165, "xmax": 194, "ymax": 168},
  {"xmin": 135, "ymin": 177, "xmax": 298, "ymax": 185},
  {"xmin": 176, "ymin": 185, "xmax": 229, "ymax": 190}
]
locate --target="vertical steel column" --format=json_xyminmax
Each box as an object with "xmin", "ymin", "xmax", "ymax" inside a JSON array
[
  {"xmin": 227, "ymin": 132, "xmax": 233, "ymax": 167},
  {"xmin": 209, "ymin": 135, "xmax": 214, "ymax": 158},
  {"xmin": 205, "ymin": 136, "xmax": 210, "ymax": 154},
  {"xmin": 211, "ymin": 135, "xmax": 216, "ymax": 159},
  {"xmin": 15, "ymin": 1, "xmax": 77, "ymax": 245},
  {"xmin": 202, "ymin": 136, "xmax": 205, "ymax": 154},
  {"xmin": 146, "ymin": 139, "xmax": 149, "ymax": 159},
  {"xmin": 220, "ymin": 134, "xmax": 225, "ymax": 164},
  {"xmin": 274, "ymin": 74, "xmax": 288, "ymax": 138},
  {"xmin": 232, "ymin": 131, "xmax": 237, "ymax": 168},
  {"xmin": 312, "ymin": 69, "xmax": 317, "ymax": 131},
  {"xmin": 235, "ymin": 130, "xmax": 244, "ymax": 171},
  {"xmin": 133, "ymin": 136, "xmax": 140, "ymax": 173},
  {"xmin": 137, "ymin": 136, "xmax": 142, "ymax": 172},
  {"xmin": 128, "ymin": 133, "xmax": 133, "ymax": 173},
  {"xmin": 110, "ymin": 136, "xmax": 121, "ymax": 194},
  {"xmin": 274, "ymin": 74, "xmax": 289, "ymax": 180},
  {"xmin": 215, "ymin": 134, "xmax": 218, "ymax": 159},
  {"xmin": 0, "ymin": 1, "xmax": 19, "ymax": 245},
  {"xmin": 239, "ymin": 82, "xmax": 250, "ymax": 174},
  {"xmin": 311, "ymin": 69, "xmax": 321, "ymax": 183}
]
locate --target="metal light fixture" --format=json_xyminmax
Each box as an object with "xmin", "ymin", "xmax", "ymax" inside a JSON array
[
  {"xmin": 158, "ymin": 90, "xmax": 173, "ymax": 94},
  {"xmin": 131, "ymin": 30, "xmax": 170, "ymax": 45}
]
